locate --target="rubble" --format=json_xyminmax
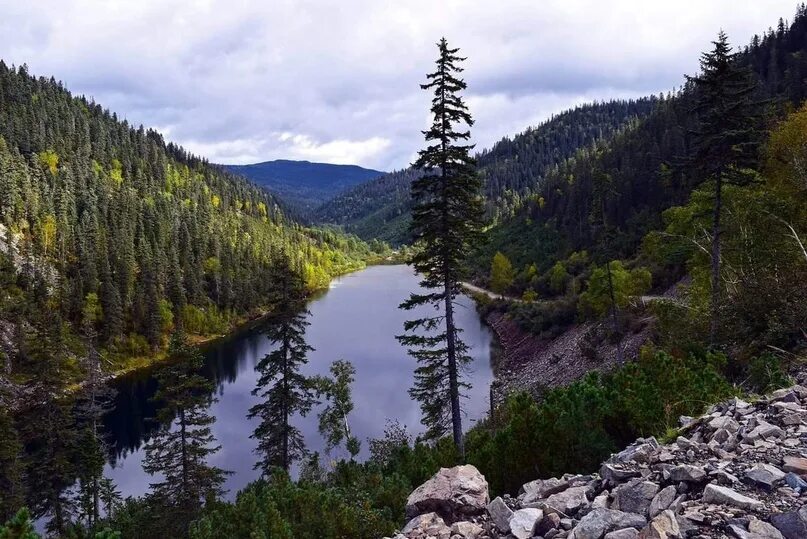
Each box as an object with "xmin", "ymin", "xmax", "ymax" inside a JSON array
[{"xmin": 389, "ymin": 384, "xmax": 807, "ymax": 539}]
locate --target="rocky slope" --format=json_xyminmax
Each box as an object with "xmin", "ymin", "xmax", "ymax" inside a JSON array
[{"xmin": 386, "ymin": 382, "xmax": 807, "ymax": 539}]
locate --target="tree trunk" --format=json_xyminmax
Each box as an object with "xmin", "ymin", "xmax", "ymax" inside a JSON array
[
  {"xmin": 605, "ymin": 260, "xmax": 624, "ymax": 363},
  {"xmin": 444, "ymin": 280, "xmax": 464, "ymax": 461},
  {"xmin": 709, "ymin": 174, "xmax": 723, "ymax": 345}
]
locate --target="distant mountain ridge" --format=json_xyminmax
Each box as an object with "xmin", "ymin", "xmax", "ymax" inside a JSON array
[{"xmin": 223, "ymin": 159, "xmax": 385, "ymax": 215}]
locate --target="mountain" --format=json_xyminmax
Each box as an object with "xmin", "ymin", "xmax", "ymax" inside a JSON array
[
  {"xmin": 315, "ymin": 99, "xmax": 658, "ymax": 244},
  {"xmin": 223, "ymin": 159, "xmax": 384, "ymax": 216},
  {"xmin": 0, "ymin": 61, "xmax": 382, "ymax": 367},
  {"xmin": 475, "ymin": 8, "xmax": 807, "ymax": 277}
]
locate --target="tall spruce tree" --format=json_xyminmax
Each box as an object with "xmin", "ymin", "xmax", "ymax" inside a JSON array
[
  {"xmin": 142, "ymin": 332, "xmax": 229, "ymax": 535},
  {"xmin": 686, "ymin": 31, "xmax": 761, "ymax": 344},
  {"xmin": 248, "ymin": 254, "xmax": 317, "ymax": 476},
  {"xmin": 398, "ymin": 38, "xmax": 483, "ymax": 459}
]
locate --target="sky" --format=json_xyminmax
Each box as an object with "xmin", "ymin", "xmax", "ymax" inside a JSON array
[{"xmin": 0, "ymin": 0, "xmax": 798, "ymax": 171}]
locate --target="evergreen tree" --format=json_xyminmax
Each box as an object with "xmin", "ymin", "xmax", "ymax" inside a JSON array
[
  {"xmin": 248, "ymin": 255, "xmax": 317, "ymax": 475},
  {"xmin": 141, "ymin": 332, "xmax": 229, "ymax": 535},
  {"xmin": 686, "ymin": 31, "xmax": 761, "ymax": 344},
  {"xmin": 398, "ymin": 38, "xmax": 484, "ymax": 459}
]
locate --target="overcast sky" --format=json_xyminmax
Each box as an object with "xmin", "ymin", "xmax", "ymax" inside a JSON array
[{"xmin": 0, "ymin": 1, "xmax": 798, "ymax": 171}]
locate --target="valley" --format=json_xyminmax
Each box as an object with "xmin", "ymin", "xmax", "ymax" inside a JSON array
[{"xmin": 0, "ymin": 3, "xmax": 805, "ymax": 539}]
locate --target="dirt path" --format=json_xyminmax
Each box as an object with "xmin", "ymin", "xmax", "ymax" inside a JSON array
[{"xmin": 460, "ymin": 282, "xmax": 524, "ymax": 302}]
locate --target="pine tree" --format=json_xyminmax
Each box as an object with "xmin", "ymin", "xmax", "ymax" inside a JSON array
[
  {"xmin": 686, "ymin": 31, "xmax": 762, "ymax": 344},
  {"xmin": 398, "ymin": 38, "xmax": 483, "ymax": 459},
  {"xmin": 142, "ymin": 332, "xmax": 229, "ymax": 535},
  {"xmin": 248, "ymin": 255, "xmax": 317, "ymax": 476}
]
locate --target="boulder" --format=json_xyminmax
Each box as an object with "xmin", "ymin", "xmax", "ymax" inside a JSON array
[
  {"xmin": 536, "ymin": 512, "xmax": 562, "ymax": 536},
  {"xmin": 702, "ymin": 484, "xmax": 763, "ymax": 511},
  {"xmin": 648, "ymin": 486, "xmax": 677, "ymax": 518},
  {"xmin": 405, "ymin": 465, "xmax": 489, "ymax": 522},
  {"xmin": 611, "ymin": 438, "xmax": 660, "ymax": 465},
  {"xmin": 782, "ymin": 456, "xmax": 807, "ymax": 475},
  {"xmin": 639, "ymin": 510, "xmax": 680, "ymax": 538},
  {"xmin": 523, "ymin": 477, "xmax": 569, "ymax": 500},
  {"xmin": 601, "ymin": 463, "xmax": 641, "ymax": 485},
  {"xmin": 612, "ymin": 480, "xmax": 659, "ymax": 517},
  {"xmin": 669, "ymin": 465, "xmax": 706, "ymax": 483},
  {"xmin": 570, "ymin": 508, "xmax": 647, "ymax": 539},
  {"xmin": 542, "ymin": 485, "xmax": 590, "ymax": 515},
  {"xmin": 486, "ymin": 496, "xmax": 513, "ymax": 532},
  {"xmin": 745, "ymin": 463, "xmax": 785, "ymax": 490},
  {"xmin": 450, "ymin": 521, "xmax": 483, "ymax": 539},
  {"xmin": 771, "ymin": 506, "xmax": 807, "ymax": 539},
  {"xmin": 509, "ymin": 508, "xmax": 543, "ymax": 539},
  {"xmin": 401, "ymin": 512, "xmax": 451, "ymax": 538}
]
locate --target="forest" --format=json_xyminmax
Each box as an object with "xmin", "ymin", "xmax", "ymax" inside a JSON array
[{"xmin": 0, "ymin": 5, "xmax": 806, "ymax": 539}]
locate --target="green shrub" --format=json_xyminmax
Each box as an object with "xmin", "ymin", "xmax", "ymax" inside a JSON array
[{"xmin": 747, "ymin": 353, "xmax": 790, "ymax": 393}]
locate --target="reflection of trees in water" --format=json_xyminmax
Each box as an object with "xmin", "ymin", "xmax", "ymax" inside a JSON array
[{"xmin": 140, "ymin": 333, "xmax": 229, "ymax": 536}]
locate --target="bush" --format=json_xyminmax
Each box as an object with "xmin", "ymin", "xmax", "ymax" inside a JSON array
[{"xmin": 746, "ymin": 352, "xmax": 790, "ymax": 394}]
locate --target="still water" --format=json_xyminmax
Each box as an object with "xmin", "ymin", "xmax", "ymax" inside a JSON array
[{"xmin": 101, "ymin": 265, "xmax": 495, "ymax": 500}]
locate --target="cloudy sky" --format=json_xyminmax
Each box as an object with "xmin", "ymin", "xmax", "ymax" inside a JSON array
[{"xmin": 0, "ymin": 1, "xmax": 797, "ymax": 171}]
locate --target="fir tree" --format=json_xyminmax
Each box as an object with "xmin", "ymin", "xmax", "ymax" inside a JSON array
[
  {"xmin": 248, "ymin": 255, "xmax": 317, "ymax": 476},
  {"xmin": 686, "ymin": 31, "xmax": 762, "ymax": 344},
  {"xmin": 142, "ymin": 332, "xmax": 229, "ymax": 535},
  {"xmin": 398, "ymin": 38, "xmax": 484, "ymax": 459}
]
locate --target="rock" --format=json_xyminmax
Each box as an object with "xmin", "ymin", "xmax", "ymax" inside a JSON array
[
  {"xmin": 709, "ymin": 416, "xmax": 740, "ymax": 432},
  {"xmin": 675, "ymin": 436, "xmax": 695, "ymax": 450},
  {"xmin": 702, "ymin": 483, "xmax": 763, "ymax": 511},
  {"xmin": 402, "ymin": 512, "xmax": 451, "ymax": 537},
  {"xmin": 542, "ymin": 485, "xmax": 590, "ymax": 515},
  {"xmin": 535, "ymin": 512, "xmax": 562, "ymax": 536},
  {"xmin": 605, "ymin": 529, "xmax": 640, "ymax": 539},
  {"xmin": 784, "ymin": 472, "xmax": 807, "ymax": 494},
  {"xmin": 570, "ymin": 508, "xmax": 647, "ymax": 539},
  {"xmin": 745, "ymin": 463, "xmax": 786, "ymax": 490},
  {"xmin": 405, "ymin": 465, "xmax": 489, "ymax": 522},
  {"xmin": 746, "ymin": 518, "xmax": 785, "ymax": 539},
  {"xmin": 612, "ymin": 480, "xmax": 659, "ymax": 517},
  {"xmin": 669, "ymin": 465, "xmax": 706, "ymax": 483},
  {"xmin": 523, "ymin": 477, "xmax": 569, "ymax": 500},
  {"xmin": 601, "ymin": 463, "xmax": 641, "ymax": 485},
  {"xmin": 782, "ymin": 456, "xmax": 807, "ymax": 475},
  {"xmin": 639, "ymin": 510, "xmax": 680, "ymax": 538},
  {"xmin": 450, "ymin": 521, "xmax": 483, "ymax": 539},
  {"xmin": 486, "ymin": 496, "xmax": 513, "ymax": 532},
  {"xmin": 509, "ymin": 508, "xmax": 543, "ymax": 539},
  {"xmin": 611, "ymin": 438, "xmax": 660, "ymax": 465},
  {"xmin": 649, "ymin": 486, "xmax": 677, "ymax": 518},
  {"xmin": 744, "ymin": 420, "xmax": 784, "ymax": 441},
  {"xmin": 771, "ymin": 506, "xmax": 807, "ymax": 539}
]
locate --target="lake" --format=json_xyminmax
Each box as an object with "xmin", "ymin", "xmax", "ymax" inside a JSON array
[{"xmin": 101, "ymin": 264, "xmax": 496, "ymax": 500}]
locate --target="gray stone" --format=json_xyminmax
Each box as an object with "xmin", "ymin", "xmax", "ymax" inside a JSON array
[
  {"xmin": 669, "ymin": 465, "xmax": 706, "ymax": 483},
  {"xmin": 402, "ymin": 512, "xmax": 450, "ymax": 536},
  {"xmin": 450, "ymin": 521, "xmax": 483, "ymax": 539},
  {"xmin": 611, "ymin": 438, "xmax": 660, "ymax": 465},
  {"xmin": 648, "ymin": 486, "xmax": 677, "ymax": 518},
  {"xmin": 744, "ymin": 420, "xmax": 784, "ymax": 441},
  {"xmin": 747, "ymin": 518, "xmax": 785, "ymax": 539},
  {"xmin": 612, "ymin": 480, "xmax": 659, "ymax": 517},
  {"xmin": 702, "ymin": 484, "xmax": 763, "ymax": 511},
  {"xmin": 406, "ymin": 465, "xmax": 489, "ymax": 521},
  {"xmin": 745, "ymin": 463, "xmax": 786, "ymax": 490},
  {"xmin": 709, "ymin": 416, "xmax": 740, "ymax": 432},
  {"xmin": 509, "ymin": 508, "xmax": 543, "ymax": 539},
  {"xmin": 570, "ymin": 508, "xmax": 647, "ymax": 539},
  {"xmin": 601, "ymin": 463, "xmax": 641, "ymax": 485},
  {"xmin": 536, "ymin": 512, "xmax": 561, "ymax": 533},
  {"xmin": 771, "ymin": 506, "xmax": 807, "ymax": 539},
  {"xmin": 638, "ymin": 510, "xmax": 680, "ymax": 538},
  {"xmin": 523, "ymin": 477, "xmax": 569, "ymax": 500},
  {"xmin": 782, "ymin": 456, "xmax": 807, "ymax": 475},
  {"xmin": 486, "ymin": 496, "xmax": 513, "ymax": 532},
  {"xmin": 605, "ymin": 529, "xmax": 640, "ymax": 539},
  {"xmin": 542, "ymin": 485, "xmax": 590, "ymax": 515}
]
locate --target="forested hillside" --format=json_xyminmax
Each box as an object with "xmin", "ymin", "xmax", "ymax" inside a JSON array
[
  {"xmin": 0, "ymin": 62, "xmax": 382, "ymax": 371},
  {"xmin": 223, "ymin": 159, "xmax": 384, "ymax": 217},
  {"xmin": 476, "ymin": 10, "xmax": 807, "ymax": 275},
  {"xmin": 314, "ymin": 99, "xmax": 657, "ymax": 244}
]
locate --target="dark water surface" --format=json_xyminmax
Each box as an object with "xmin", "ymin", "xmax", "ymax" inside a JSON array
[{"xmin": 102, "ymin": 265, "xmax": 495, "ymax": 500}]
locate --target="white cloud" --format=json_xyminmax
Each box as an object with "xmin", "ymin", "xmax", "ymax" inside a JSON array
[{"xmin": 0, "ymin": 0, "xmax": 797, "ymax": 170}]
